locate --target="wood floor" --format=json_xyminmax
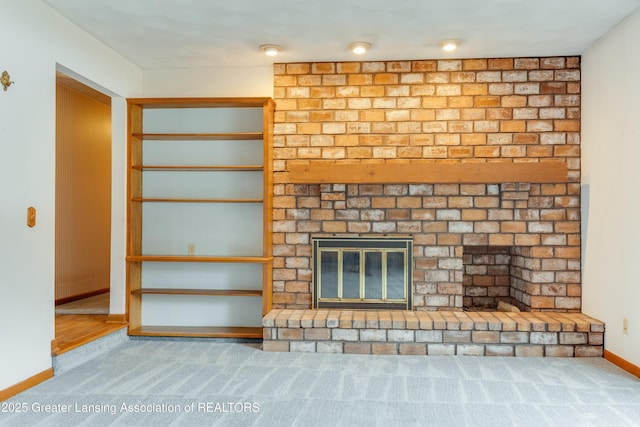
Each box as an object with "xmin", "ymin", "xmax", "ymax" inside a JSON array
[
  {"xmin": 53, "ymin": 314, "xmax": 127, "ymax": 356},
  {"xmin": 55, "ymin": 292, "xmax": 110, "ymax": 314}
]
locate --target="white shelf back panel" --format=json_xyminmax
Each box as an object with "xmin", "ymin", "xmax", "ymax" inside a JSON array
[
  {"xmin": 141, "ymin": 295, "xmax": 263, "ymax": 327},
  {"xmin": 141, "ymin": 263, "xmax": 263, "ymax": 291},
  {"xmin": 143, "ymin": 108, "xmax": 264, "ymax": 133},
  {"xmin": 142, "ymin": 171, "xmax": 263, "ymax": 199},
  {"xmin": 143, "ymin": 139, "xmax": 263, "ymax": 166},
  {"xmin": 142, "ymin": 203, "xmax": 263, "ymax": 256}
]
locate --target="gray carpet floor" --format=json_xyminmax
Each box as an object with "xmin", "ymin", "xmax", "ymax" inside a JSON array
[{"xmin": 2, "ymin": 339, "xmax": 639, "ymax": 426}]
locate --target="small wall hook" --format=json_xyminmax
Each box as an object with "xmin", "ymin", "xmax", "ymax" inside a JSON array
[{"xmin": 1, "ymin": 71, "xmax": 14, "ymax": 91}]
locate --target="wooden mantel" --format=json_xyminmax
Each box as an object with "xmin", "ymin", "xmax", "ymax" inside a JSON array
[{"xmin": 287, "ymin": 161, "xmax": 569, "ymax": 184}]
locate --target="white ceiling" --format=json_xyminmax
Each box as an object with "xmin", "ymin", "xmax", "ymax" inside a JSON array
[{"xmin": 44, "ymin": 0, "xmax": 640, "ymax": 69}]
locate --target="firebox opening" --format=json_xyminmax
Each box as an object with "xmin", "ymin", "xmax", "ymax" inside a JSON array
[
  {"xmin": 463, "ymin": 245, "xmax": 531, "ymax": 312},
  {"xmin": 312, "ymin": 236, "xmax": 413, "ymax": 310}
]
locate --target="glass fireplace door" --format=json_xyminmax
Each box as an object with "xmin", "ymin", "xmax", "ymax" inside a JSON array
[{"xmin": 313, "ymin": 237, "xmax": 412, "ymax": 310}]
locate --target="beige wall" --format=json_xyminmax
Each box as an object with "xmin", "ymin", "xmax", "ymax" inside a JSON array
[{"xmin": 582, "ymin": 8, "xmax": 640, "ymax": 366}]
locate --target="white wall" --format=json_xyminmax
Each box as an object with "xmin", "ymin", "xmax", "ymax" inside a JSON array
[
  {"xmin": 0, "ymin": 1, "xmax": 141, "ymax": 390},
  {"xmin": 143, "ymin": 66, "xmax": 273, "ymax": 98},
  {"xmin": 582, "ymin": 9, "xmax": 640, "ymax": 366}
]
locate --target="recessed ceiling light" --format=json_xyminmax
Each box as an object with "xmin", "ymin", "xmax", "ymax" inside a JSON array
[
  {"xmin": 440, "ymin": 39, "xmax": 460, "ymax": 52},
  {"xmin": 348, "ymin": 42, "xmax": 371, "ymax": 55},
  {"xmin": 260, "ymin": 44, "xmax": 282, "ymax": 56}
]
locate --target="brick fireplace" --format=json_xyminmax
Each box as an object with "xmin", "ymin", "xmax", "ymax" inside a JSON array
[
  {"xmin": 271, "ymin": 56, "xmax": 581, "ymax": 313},
  {"xmin": 263, "ymin": 56, "xmax": 603, "ymax": 357}
]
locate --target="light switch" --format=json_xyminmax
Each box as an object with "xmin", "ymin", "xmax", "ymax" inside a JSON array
[{"xmin": 27, "ymin": 206, "xmax": 36, "ymax": 227}]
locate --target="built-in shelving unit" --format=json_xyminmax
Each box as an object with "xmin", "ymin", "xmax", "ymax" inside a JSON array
[{"xmin": 126, "ymin": 97, "xmax": 274, "ymax": 338}]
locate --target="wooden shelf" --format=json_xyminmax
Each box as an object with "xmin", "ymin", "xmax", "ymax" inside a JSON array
[
  {"xmin": 132, "ymin": 132, "xmax": 263, "ymax": 141},
  {"xmin": 131, "ymin": 198, "xmax": 263, "ymax": 203},
  {"xmin": 128, "ymin": 325, "xmax": 263, "ymax": 338},
  {"xmin": 132, "ymin": 165, "xmax": 263, "ymax": 171},
  {"xmin": 287, "ymin": 161, "xmax": 569, "ymax": 184},
  {"xmin": 128, "ymin": 97, "xmax": 273, "ymax": 109},
  {"xmin": 126, "ymin": 255, "xmax": 272, "ymax": 263},
  {"xmin": 132, "ymin": 288, "xmax": 262, "ymax": 297}
]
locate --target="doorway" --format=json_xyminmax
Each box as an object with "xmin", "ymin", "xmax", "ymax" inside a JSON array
[{"xmin": 54, "ymin": 72, "xmax": 115, "ymax": 354}]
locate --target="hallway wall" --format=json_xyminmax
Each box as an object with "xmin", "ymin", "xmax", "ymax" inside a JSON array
[
  {"xmin": 0, "ymin": 0, "xmax": 141, "ymax": 390},
  {"xmin": 55, "ymin": 80, "xmax": 112, "ymax": 302}
]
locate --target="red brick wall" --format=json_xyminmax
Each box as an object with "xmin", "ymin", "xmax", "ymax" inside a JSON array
[{"xmin": 271, "ymin": 57, "xmax": 581, "ymax": 312}]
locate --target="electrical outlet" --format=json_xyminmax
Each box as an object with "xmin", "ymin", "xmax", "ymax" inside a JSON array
[
  {"xmin": 623, "ymin": 318, "xmax": 629, "ymax": 335},
  {"xmin": 187, "ymin": 243, "xmax": 196, "ymax": 256}
]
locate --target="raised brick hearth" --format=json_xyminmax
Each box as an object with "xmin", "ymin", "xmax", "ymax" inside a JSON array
[{"xmin": 263, "ymin": 309, "xmax": 604, "ymax": 357}]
